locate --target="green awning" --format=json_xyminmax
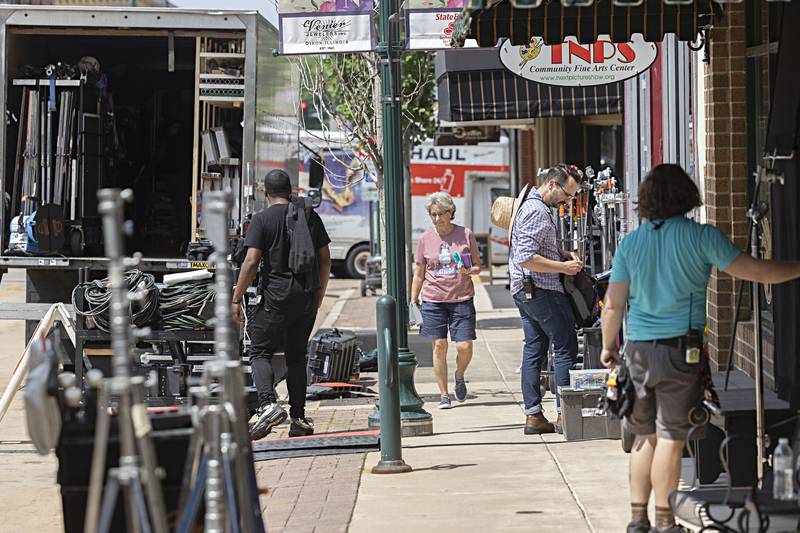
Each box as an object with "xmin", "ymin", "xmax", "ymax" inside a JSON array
[{"xmin": 452, "ymin": 0, "xmax": 718, "ymax": 47}]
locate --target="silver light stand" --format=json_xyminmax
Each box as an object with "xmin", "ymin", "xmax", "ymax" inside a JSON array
[
  {"xmin": 176, "ymin": 190, "xmax": 266, "ymax": 533},
  {"xmin": 83, "ymin": 189, "xmax": 168, "ymax": 533},
  {"xmin": 747, "ymin": 166, "xmax": 776, "ymax": 488}
]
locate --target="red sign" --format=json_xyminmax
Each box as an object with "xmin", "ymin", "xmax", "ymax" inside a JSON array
[{"xmin": 410, "ymin": 164, "xmax": 508, "ymax": 198}]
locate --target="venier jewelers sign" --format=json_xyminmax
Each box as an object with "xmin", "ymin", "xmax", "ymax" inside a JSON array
[
  {"xmin": 279, "ymin": 0, "xmax": 375, "ymax": 55},
  {"xmin": 499, "ymin": 34, "xmax": 657, "ymax": 87}
]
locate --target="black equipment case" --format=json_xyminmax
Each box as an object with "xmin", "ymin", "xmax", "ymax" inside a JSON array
[{"xmin": 307, "ymin": 328, "xmax": 359, "ymax": 384}]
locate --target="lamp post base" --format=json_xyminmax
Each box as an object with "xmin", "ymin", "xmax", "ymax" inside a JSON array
[
  {"xmin": 369, "ymin": 346, "xmax": 433, "ymax": 437},
  {"xmin": 371, "ymin": 460, "xmax": 413, "ymax": 475},
  {"xmin": 368, "ymin": 410, "xmax": 433, "ymax": 438}
]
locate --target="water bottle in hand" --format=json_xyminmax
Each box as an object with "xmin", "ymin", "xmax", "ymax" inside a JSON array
[{"xmin": 773, "ymin": 438, "xmax": 794, "ymax": 501}]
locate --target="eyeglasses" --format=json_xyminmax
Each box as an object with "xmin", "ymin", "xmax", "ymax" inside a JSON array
[{"xmin": 555, "ymin": 182, "xmax": 576, "ymax": 201}]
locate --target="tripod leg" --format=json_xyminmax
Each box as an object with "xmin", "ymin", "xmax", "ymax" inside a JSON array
[
  {"xmin": 84, "ymin": 387, "xmax": 111, "ymax": 533},
  {"xmin": 97, "ymin": 473, "xmax": 121, "ymax": 533},
  {"xmin": 130, "ymin": 474, "xmax": 153, "ymax": 533},
  {"xmin": 221, "ymin": 433, "xmax": 240, "ymax": 533},
  {"xmin": 724, "ymin": 217, "xmax": 755, "ymax": 392},
  {"xmin": 177, "ymin": 454, "xmax": 207, "ymax": 533},
  {"xmin": 224, "ymin": 365, "xmax": 266, "ymax": 533},
  {"xmin": 129, "ymin": 380, "xmax": 169, "ymax": 533}
]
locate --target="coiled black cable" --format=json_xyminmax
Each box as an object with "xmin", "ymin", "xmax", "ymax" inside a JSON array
[
  {"xmin": 158, "ymin": 280, "xmax": 214, "ymax": 330},
  {"xmin": 72, "ymin": 270, "xmax": 160, "ymax": 332}
]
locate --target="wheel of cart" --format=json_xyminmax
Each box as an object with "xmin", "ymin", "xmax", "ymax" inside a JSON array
[{"xmin": 539, "ymin": 349, "xmax": 557, "ymax": 399}]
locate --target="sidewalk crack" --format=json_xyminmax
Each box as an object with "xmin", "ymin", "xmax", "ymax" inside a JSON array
[{"xmin": 480, "ymin": 332, "xmax": 596, "ymax": 533}]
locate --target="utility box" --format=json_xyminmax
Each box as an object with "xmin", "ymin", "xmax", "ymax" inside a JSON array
[{"xmin": 559, "ymin": 387, "xmax": 622, "ymax": 442}]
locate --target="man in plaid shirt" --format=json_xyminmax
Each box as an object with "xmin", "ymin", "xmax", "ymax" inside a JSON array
[{"xmin": 510, "ymin": 164, "xmax": 583, "ymax": 434}]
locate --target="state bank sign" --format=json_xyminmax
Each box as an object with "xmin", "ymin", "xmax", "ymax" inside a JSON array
[{"xmin": 499, "ymin": 35, "xmax": 657, "ymax": 87}]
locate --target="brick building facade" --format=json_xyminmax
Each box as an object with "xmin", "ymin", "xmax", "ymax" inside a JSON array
[{"xmin": 704, "ymin": 1, "xmax": 783, "ymax": 392}]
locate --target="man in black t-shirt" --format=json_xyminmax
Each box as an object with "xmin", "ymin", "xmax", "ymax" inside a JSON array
[{"xmin": 232, "ymin": 169, "xmax": 331, "ymax": 440}]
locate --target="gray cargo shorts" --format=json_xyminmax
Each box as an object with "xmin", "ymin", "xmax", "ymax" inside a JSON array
[{"xmin": 623, "ymin": 340, "xmax": 703, "ymax": 441}]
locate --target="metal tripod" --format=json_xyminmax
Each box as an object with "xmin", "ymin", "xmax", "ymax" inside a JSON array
[
  {"xmin": 722, "ymin": 168, "xmax": 774, "ymax": 487},
  {"xmin": 83, "ymin": 189, "xmax": 168, "ymax": 533},
  {"xmin": 175, "ymin": 190, "xmax": 266, "ymax": 533}
]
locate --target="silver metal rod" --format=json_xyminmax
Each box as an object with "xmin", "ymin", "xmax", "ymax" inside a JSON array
[
  {"xmin": 83, "ymin": 386, "xmax": 111, "ymax": 533},
  {"xmin": 97, "ymin": 189, "xmax": 131, "ymax": 378},
  {"xmin": 93, "ymin": 188, "xmax": 168, "ymax": 533},
  {"xmin": 204, "ymin": 405, "xmax": 226, "ymax": 533},
  {"xmin": 204, "ymin": 190, "xmax": 261, "ymax": 533},
  {"xmin": 751, "ymin": 215, "xmax": 765, "ymax": 486}
]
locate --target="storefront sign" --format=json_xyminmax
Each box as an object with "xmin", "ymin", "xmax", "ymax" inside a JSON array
[
  {"xmin": 405, "ymin": 0, "xmax": 476, "ymax": 50},
  {"xmin": 279, "ymin": 0, "xmax": 375, "ymax": 55},
  {"xmin": 499, "ymin": 34, "xmax": 657, "ymax": 87}
]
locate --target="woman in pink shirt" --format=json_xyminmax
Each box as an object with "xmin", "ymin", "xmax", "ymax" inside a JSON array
[{"xmin": 410, "ymin": 191, "xmax": 481, "ymax": 409}]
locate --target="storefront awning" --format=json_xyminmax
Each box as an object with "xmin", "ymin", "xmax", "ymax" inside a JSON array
[
  {"xmin": 436, "ymin": 48, "xmax": 622, "ymax": 125},
  {"xmin": 452, "ymin": 0, "xmax": 718, "ymax": 48}
]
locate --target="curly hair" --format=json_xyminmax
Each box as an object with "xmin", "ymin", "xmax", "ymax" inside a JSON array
[{"xmin": 637, "ymin": 164, "xmax": 702, "ymax": 221}]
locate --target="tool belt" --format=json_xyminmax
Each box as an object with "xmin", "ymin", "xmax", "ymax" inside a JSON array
[{"xmin": 599, "ymin": 361, "xmax": 635, "ymax": 420}]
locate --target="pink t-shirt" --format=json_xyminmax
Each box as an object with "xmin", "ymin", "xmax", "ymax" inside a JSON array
[{"xmin": 415, "ymin": 225, "xmax": 480, "ymax": 303}]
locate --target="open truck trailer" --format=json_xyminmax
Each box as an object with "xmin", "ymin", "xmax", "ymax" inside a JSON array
[{"xmin": 0, "ymin": 6, "xmax": 299, "ymax": 335}]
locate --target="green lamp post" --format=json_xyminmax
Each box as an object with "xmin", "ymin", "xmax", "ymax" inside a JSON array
[{"xmin": 367, "ymin": 0, "xmax": 432, "ymax": 437}]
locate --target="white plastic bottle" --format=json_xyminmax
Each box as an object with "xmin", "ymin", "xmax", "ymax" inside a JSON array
[{"xmin": 773, "ymin": 438, "xmax": 794, "ymax": 501}]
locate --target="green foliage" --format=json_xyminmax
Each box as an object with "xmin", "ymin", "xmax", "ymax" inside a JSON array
[{"xmin": 298, "ymin": 50, "xmax": 436, "ymax": 173}]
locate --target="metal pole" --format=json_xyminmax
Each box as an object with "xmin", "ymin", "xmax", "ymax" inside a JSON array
[
  {"xmin": 203, "ymin": 190, "xmax": 264, "ymax": 533},
  {"xmin": 371, "ymin": 295, "xmax": 412, "ymax": 474},
  {"xmin": 204, "ymin": 404, "xmax": 226, "ymax": 533},
  {"xmin": 377, "ymin": 0, "xmax": 431, "ymax": 436},
  {"xmin": 748, "ymin": 206, "xmax": 766, "ymax": 487}
]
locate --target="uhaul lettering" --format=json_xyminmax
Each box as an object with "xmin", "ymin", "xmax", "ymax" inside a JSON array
[{"xmin": 410, "ymin": 147, "xmax": 468, "ymax": 162}]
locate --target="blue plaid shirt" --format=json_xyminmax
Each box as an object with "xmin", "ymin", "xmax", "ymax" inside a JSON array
[{"xmin": 509, "ymin": 188, "xmax": 563, "ymax": 295}]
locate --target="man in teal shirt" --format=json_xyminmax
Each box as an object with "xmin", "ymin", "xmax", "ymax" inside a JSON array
[{"xmin": 601, "ymin": 164, "xmax": 800, "ymax": 533}]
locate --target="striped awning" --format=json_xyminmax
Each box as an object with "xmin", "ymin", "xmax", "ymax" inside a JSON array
[
  {"xmin": 437, "ymin": 49, "xmax": 622, "ymax": 124},
  {"xmin": 452, "ymin": 0, "xmax": 718, "ymax": 48}
]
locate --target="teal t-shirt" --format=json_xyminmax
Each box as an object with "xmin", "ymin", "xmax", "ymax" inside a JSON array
[{"xmin": 609, "ymin": 217, "xmax": 742, "ymax": 341}]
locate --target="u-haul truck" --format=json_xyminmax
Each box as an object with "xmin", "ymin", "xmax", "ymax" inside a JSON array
[{"xmin": 411, "ymin": 140, "xmax": 510, "ymax": 265}]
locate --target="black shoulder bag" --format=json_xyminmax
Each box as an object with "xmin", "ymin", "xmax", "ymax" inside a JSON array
[{"xmin": 562, "ymin": 269, "xmax": 598, "ymax": 328}]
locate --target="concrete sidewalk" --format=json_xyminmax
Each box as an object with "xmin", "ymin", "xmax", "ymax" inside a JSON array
[{"xmin": 348, "ymin": 281, "xmax": 631, "ymax": 533}]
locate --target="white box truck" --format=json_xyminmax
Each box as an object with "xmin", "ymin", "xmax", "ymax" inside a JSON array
[{"xmin": 0, "ymin": 6, "xmax": 299, "ymax": 333}]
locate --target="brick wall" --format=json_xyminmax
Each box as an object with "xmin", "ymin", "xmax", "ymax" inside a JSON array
[
  {"xmin": 518, "ymin": 129, "xmax": 535, "ymax": 190},
  {"xmin": 703, "ymin": 3, "xmax": 754, "ymax": 372}
]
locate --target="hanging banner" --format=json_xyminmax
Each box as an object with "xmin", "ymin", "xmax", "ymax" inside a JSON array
[
  {"xmin": 499, "ymin": 34, "xmax": 657, "ymax": 87},
  {"xmin": 405, "ymin": 0, "xmax": 476, "ymax": 50},
  {"xmin": 279, "ymin": 0, "xmax": 375, "ymax": 55}
]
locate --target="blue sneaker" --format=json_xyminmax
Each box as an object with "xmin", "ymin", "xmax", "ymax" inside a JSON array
[
  {"xmin": 438, "ymin": 395, "xmax": 452, "ymax": 409},
  {"xmin": 454, "ymin": 371, "xmax": 467, "ymax": 402}
]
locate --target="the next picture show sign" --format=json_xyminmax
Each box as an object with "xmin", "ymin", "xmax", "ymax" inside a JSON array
[
  {"xmin": 500, "ymin": 34, "xmax": 657, "ymax": 87},
  {"xmin": 279, "ymin": 0, "xmax": 374, "ymax": 55}
]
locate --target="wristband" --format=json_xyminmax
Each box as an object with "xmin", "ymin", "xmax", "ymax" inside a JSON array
[{"xmin": 232, "ymin": 299, "xmax": 242, "ymax": 304}]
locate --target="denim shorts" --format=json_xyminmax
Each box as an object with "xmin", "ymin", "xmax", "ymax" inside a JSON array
[{"xmin": 419, "ymin": 299, "xmax": 476, "ymax": 342}]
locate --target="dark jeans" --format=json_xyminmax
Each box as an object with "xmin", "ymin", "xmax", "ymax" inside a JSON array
[
  {"xmin": 513, "ymin": 289, "xmax": 578, "ymax": 415},
  {"xmin": 249, "ymin": 297, "xmax": 317, "ymax": 419}
]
